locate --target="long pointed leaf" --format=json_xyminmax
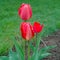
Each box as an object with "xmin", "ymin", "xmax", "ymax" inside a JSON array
[
  {"xmin": 9, "ymin": 50, "xmax": 20, "ymax": 60},
  {"xmin": 39, "ymin": 45, "xmax": 57, "ymax": 54},
  {"xmin": 11, "ymin": 36, "xmax": 24, "ymax": 60},
  {"xmin": 0, "ymin": 56, "xmax": 8, "ymax": 60},
  {"xmin": 39, "ymin": 53, "xmax": 51, "ymax": 60}
]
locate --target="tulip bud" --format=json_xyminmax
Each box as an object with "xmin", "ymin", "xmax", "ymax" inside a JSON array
[
  {"xmin": 18, "ymin": 3, "xmax": 32, "ymax": 20},
  {"xmin": 33, "ymin": 22, "xmax": 43, "ymax": 33},
  {"xmin": 20, "ymin": 22, "xmax": 34, "ymax": 40}
]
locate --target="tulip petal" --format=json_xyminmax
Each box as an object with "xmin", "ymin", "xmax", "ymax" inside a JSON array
[
  {"xmin": 18, "ymin": 3, "xmax": 32, "ymax": 20},
  {"xmin": 33, "ymin": 22, "xmax": 43, "ymax": 33},
  {"xmin": 20, "ymin": 22, "xmax": 34, "ymax": 40}
]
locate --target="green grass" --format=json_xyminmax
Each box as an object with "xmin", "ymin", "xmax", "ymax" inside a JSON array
[{"xmin": 0, "ymin": 0, "xmax": 60, "ymax": 55}]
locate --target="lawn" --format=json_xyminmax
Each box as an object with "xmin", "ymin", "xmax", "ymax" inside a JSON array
[{"xmin": 0, "ymin": 0, "xmax": 60, "ymax": 55}]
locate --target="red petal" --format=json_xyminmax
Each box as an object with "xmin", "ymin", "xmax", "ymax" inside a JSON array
[
  {"xmin": 20, "ymin": 22, "xmax": 34, "ymax": 40},
  {"xmin": 33, "ymin": 22, "xmax": 43, "ymax": 33},
  {"xmin": 18, "ymin": 3, "xmax": 32, "ymax": 20}
]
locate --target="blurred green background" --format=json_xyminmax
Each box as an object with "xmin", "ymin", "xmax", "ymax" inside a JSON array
[{"xmin": 0, "ymin": 0, "xmax": 60, "ymax": 55}]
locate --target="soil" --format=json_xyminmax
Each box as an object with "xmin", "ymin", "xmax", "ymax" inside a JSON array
[{"xmin": 42, "ymin": 30, "xmax": 60, "ymax": 60}]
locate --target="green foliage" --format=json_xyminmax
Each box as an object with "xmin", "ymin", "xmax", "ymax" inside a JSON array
[
  {"xmin": 39, "ymin": 53, "xmax": 51, "ymax": 60},
  {"xmin": 12, "ymin": 37, "xmax": 24, "ymax": 60},
  {"xmin": 9, "ymin": 50, "xmax": 19, "ymax": 60},
  {"xmin": 29, "ymin": 34, "xmax": 56, "ymax": 60},
  {"xmin": 0, "ymin": 0, "xmax": 60, "ymax": 55},
  {"xmin": 56, "ymin": 21, "xmax": 60, "ymax": 29},
  {"xmin": 0, "ymin": 50, "xmax": 20, "ymax": 60},
  {"xmin": 38, "ymin": 45, "xmax": 56, "ymax": 60},
  {"xmin": 0, "ymin": 39, "xmax": 56, "ymax": 60},
  {"xmin": 0, "ymin": 36, "xmax": 24, "ymax": 60},
  {"xmin": 30, "ymin": 45, "xmax": 56, "ymax": 60},
  {"xmin": 0, "ymin": 56, "xmax": 8, "ymax": 60}
]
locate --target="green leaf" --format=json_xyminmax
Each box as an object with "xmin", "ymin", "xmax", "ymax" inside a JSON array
[
  {"xmin": 29, "ymin": 42, "xmax": 35, "ymax": 51},
  {"xmin": 39, "ymin": 53, "xmax": 51, "ymax": 60},
  {"xmin": 9, "ymin": 50, "xmax": 20, "ymax": 60},
  {"xmin": 39, "ymin": 45, "xmax": 57, "ymax": 54},
  {"xmin": 38, "ymin": 45, "xmax": 56, "ymax": 60},
  {"xmin": 31, "ymin": 38, "xmax": 41, "ymax": 60},
  {"xmin": 0, "ymin": 56, "xmax": 8, "ymax": 60},
  {"xmin": 31, "ymin": 45, "xmax": 56, "ymax": 60},
  {"xmin": 11, "ymin": 36, "xmax": 24, "ymax": 60}
]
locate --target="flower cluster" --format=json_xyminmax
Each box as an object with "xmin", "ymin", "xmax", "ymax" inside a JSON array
[
  {"xmin": 0, "ymin": 3, "xmax": 56, "ymax": 60},
  {"xmin": 18, "ymin": 3, "xmax": 43, "ymax": 40}
]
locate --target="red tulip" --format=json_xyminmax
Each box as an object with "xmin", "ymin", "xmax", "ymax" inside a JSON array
[
  {"xmin": 33, "ymin": 22, "xmax": 43, "ymax": 33},
  {"xmin": 20, "ymin": 22, "xmax": 34, "ymax": 40},
  {"xmin": 18, "ymin": 3, "xmax": 32, "ymax": 20}
]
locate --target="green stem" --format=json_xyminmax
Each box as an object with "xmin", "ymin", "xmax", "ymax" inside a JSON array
[
  {"xmin": 36, "ymin": 33, "xmax": 38, "ymax": 46},
  {"xmin": 35, "ymin": 33, "xmax": 41, "ymax": 51},
  {"xmin": 36, "ymin": 33, "xmax": 37, "ymax": 41},
  {"xmin": 25, "ymin": 41, "xmax": 27, "ymax": 60},
  {"xmin": 28, "ymin": 41, "xmax": 30, "ymax": 60},
  {"xmin": 23, "ymin": 40, "xmax": 25, "ymax": 60},
  {"xmin": 25, "ymin": 40, "xmax": 30, "ymax": 60},
  {"xmin": 24, "ymin": 20, "xmax": 27, "ymax": 22}
]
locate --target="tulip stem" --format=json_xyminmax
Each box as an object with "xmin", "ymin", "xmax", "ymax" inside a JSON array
[
  {"xmin": 25, "ymin": 41, "xmax": 30, "ymax": 60},
  {"xmin": 23, "ymin": 40, "xmax": 25, "ymax": 60},
  {"xmin": 24, "ymin": 20, "xmax": 27, "ymax": 22},
  {"xmin": 28, "ymin": 41, "xmax": 30, "ymax": 60},
  {"xmin": 36, "ymin": 33, "xmax": 38, "ymax": 45},
  {"xmin": 25, "ymin": 41, "xmax": 27, "ymax": 60},
  {"xmin": 36, "ymin": 33, "xmax": 38, "ymax": 40}
]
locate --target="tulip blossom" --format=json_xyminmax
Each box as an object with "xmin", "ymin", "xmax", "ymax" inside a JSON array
[
  {"xmin": 18, "ymin": 3, "xmax": 32, "ymax": 20},
  {"xmin": 20, "ymin": 22, "xmax": 34, "ymax": 40},
  {"xmin": 33, "ymin": 22, "xmax": 43, "ymax": 33}
]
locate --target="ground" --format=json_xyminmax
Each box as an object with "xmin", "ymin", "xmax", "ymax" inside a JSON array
[{"xmin": 43, "ymin": 30, "xmax": 60, "ymax": 60}]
